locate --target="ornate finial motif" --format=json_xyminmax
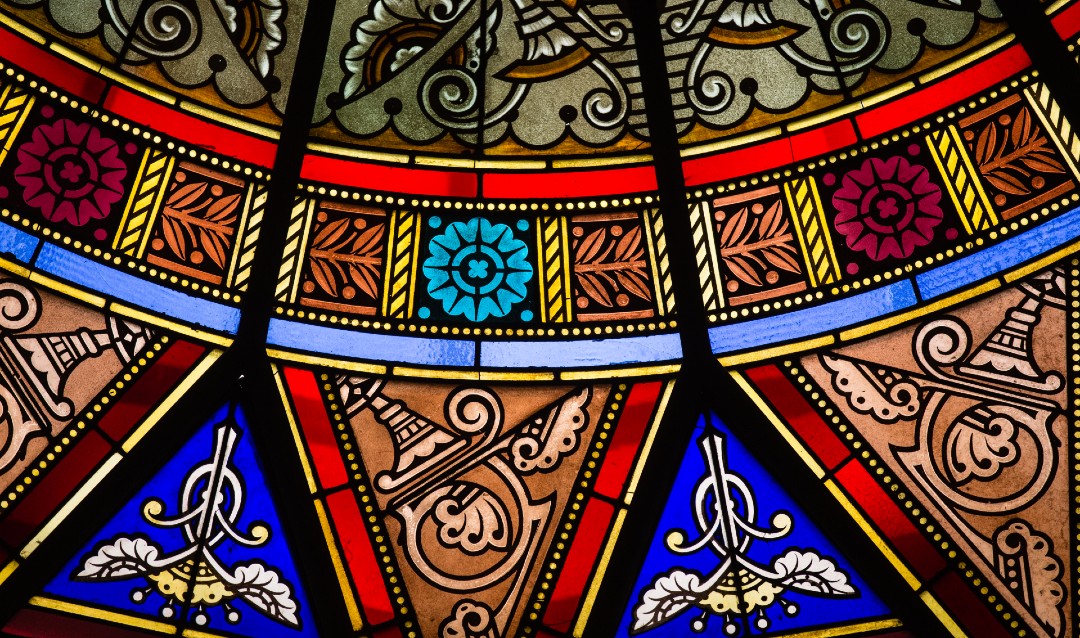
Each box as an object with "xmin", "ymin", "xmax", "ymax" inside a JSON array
[
  {"xmin": 0, "ymin": 281, "xmax": 152, "ymax": 475},
  {"xmin": 336, "ymin": 376, "xmax": 594, "ymax": 637},
  {"xmin": 74, "ymin": 417, "xmax": 300, "ymax": 630},
  {"xmin": 818, "ymin": 266, "xmax": 1069, "ymax": 636},
  {"xmin": 959, "ymin": 266, "xmax": 1066, "ymax": 392}
]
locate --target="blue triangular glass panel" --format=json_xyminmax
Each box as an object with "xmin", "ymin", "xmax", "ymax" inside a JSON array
[
  {"xmin": 43, "ymin": 404, "xmax": 317, "ymax": 637},
  {"xmin": 618, "ymin": 414, "xmax": 892, "ymax": 637}
]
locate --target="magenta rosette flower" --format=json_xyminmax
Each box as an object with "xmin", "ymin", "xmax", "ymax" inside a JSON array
[
  {"xmin": 14, "ymin": 119, "xmax": 128, "ymax": 227},
  {"xmin": 832, "ymin": 156, "xmax": 943, "ymax": 262}
]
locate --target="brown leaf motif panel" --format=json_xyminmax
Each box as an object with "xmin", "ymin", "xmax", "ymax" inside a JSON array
[
  {"xmin": 146, "ymin": 163, "xmax": 245, "ymax": 284},
  {"xmin": 711, "ymin": 186, "xmax": 807, "ymax": 306},
  {"xmin": 570, "ymin": 213, "xmax": 656, "ymax": 321},
  {"xmin": 298, "ymin": 201, "xmax": 386, "ymax": 314},
  {"xmin": 334, "ymin": 375, "xmax": 610, "ymax": 637},
  {"xmin": 802, "ymin": 267, "xmax": 1070, "ymax": 637},
  {"xmin": 0, "ymin": 276, "xmax": 152, "ymax": 496},
  {"xmin": 960, "ymin": 93, "xmax": 1078, "ymax": 220}
]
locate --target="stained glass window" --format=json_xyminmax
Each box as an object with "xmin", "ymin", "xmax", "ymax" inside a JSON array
[{"xmin": 0, "ymin": 1, "xmax": 1076, "ymax": 636}]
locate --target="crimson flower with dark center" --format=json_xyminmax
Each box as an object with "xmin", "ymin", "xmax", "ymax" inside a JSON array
[
  {"xmin": 14, "ymin": 119, "xmax": 128, "ymax": 227},
  {"xmin": 832, "ymin": 155, "xmax": 944, "ymax": 262}
]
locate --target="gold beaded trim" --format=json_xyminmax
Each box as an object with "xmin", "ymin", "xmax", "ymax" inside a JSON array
[{"xmin": 0, "ymin": 336, "xmax": 168, "ymax": 513}]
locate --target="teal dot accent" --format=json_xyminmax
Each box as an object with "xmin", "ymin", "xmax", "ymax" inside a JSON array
[
  {"xmin": 516, "ymin": 219, "xmax": 530, "ymax": 232},
  {"xmin": 418, "ymin": 307, "xmax": 431, "ymax": 319},
  {"xmin": 428, "ymin": 216, "xmax": 442, "ymax": 229},
  {"xmin": 521, "ymin": 310, "xmax": 533, "ymax": 322}
]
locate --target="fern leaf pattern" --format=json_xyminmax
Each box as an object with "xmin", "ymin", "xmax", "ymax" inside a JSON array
[
  {"xmin": 147, "ymin": 164, "xmax": 244, "ymax": 284},
  {"xmin": 712, "ymin": 188, "xmax": 807, "ymax": 306},
  {"xmin": 570, "ymin": 213, "xmax": 656, "ymax": 321},
  {"xmin": 299, "ymin": 202, "xmax": 387, "ymax": 314},
  {"xmin": 960, "ymin": 94, "xmax": 1076, "ymax": 220}
]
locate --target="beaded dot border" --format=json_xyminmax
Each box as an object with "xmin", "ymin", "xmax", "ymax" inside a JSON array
[
  {"xmin": 272, "ymin": 306, "xmax": 678, "ymax": 338},
  {"xmin": 0, "ymin": 208, "xmax": 244, "ymax": 304},
  {"xmin": 0, "ymin": 62, "xmax": 268, "ymax": 180},
  {"xmin": 0, "ymin": 336, "xmax": 168, "ymax": 513},
  {"xmin": 300, "ymin": 184, "xmax": 660, "ymax": 213},
  {"xmin": 518, "ymin": 383, "xmax": 628, "ymax": 636},
  {"xmin": 1070, "ymin": 258, "xmax": 1080, "ymax": 632},
  {"xmin": 319, "ymin": 374, "xmax": 419, "ymax": 638}
]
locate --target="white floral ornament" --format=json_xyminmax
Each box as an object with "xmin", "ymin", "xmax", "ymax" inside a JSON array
[
  {"xmin": 631, "ymin": 431, "xmax": 857, "ymax": 635},
  {"xmin": 75, "ymin": 420, "xmax": 300, "ymax": 629}
]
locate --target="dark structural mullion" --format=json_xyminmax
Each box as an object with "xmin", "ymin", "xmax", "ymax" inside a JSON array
[
  {"xmin": 227, "ymin": 0, "xmax": 356, "ymax": 634},
  {"xmin": 997, "ymin": 1, "xmax": 1080, "ymax": 131},
  {"xmin": 582, "ymin": 0, "xmax": 737, "ymax": 634},
  {"xmin": 588, "ymin": 1, "xmax": 952, "ymax": 635},
  {"xmin": 0, "ymin": 0, "xmax": 347, "ymax": 632}
]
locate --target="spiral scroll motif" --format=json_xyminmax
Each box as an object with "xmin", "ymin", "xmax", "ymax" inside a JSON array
[
  {"xmin": 446, "ymin": 386, "xmax": 502, "ymax": 435},
  {"xmin": 0, "ymin": 282, "xmax": 39, "ymax": 332},
  {"xmin": 827, "ymin": 6, "xmax": 888, "ymax": 71},
  {"xmin": 915, "ymin": 318, "xmax": 971, "ymax": 368},
  {"xmin": 422, "ymin": 69, "xmax": 481, "ymax": 130},
  {"xmin": 132, "ymin": 0, "xmax": 200, "ymax": 59}
]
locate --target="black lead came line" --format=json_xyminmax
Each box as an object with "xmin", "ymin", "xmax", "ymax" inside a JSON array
[
  {"xmin": 223, "ymin": 0, "xmax": 361, "ymax": 634},
  {"xmin": 587, "ymin": 1, "xmax": 969, "ymax": 636}
]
